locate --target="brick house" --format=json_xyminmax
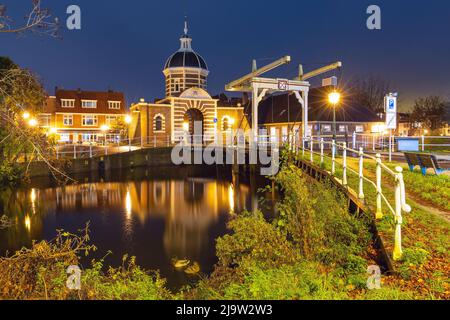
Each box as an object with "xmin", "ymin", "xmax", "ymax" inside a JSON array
[{"xmin": 41, "ymin": 88, "xmax": 127, "ymax": 143}]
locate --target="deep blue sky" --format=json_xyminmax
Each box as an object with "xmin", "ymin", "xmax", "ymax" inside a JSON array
[{"xmin": 1, "ymin": 0, "xmax": 450, "ymax": 110}]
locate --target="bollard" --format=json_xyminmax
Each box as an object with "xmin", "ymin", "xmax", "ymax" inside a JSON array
[
  {"xmin": 129, "ymin": 137, "xmax": 132, "ymax": 152},
  {"xmin": 154, "ymin": 136, "xmax": 157, "ymax": 148},
  {"xmin": 73, "ymin": 144, "xmax": 76, "ymax": 160},
  {"xmin": 372, "ymin": 135, "xmax": 375, "ymax": 151},
  {"xmin": 421, "ymin": 135, "xmax": 425, "ymax": 152},
  {"xmin": 310, "ymin": 137, "xmax": 313, "ymax": 162},
  {"xmin": 375, "ymin": 153, "xmax": 383, "ymax": 219},
  {"xmin": 342, "ymin": 142, "xmax": 347, "ymax": 186},
  {"xmin": 358, "ymin": 147, "xmax": 364, "ymax": 199},
  {"xmin": 89, "ymin": 143, "xmax": 92, "ymax": 158},
  {"xmin": 320, "ymin": 138, "xmax": 324, "ymax": 166},
  {"xmin": 331, "ymin": 139, "xmax": 336, "ymax": 175}
]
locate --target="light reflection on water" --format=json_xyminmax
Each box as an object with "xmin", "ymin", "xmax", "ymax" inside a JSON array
[{"xmin": 0, "ymin": 169, "xmax": 273, "ymax": 288}]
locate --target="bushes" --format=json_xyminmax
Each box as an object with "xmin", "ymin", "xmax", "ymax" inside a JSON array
[
  {"xmin": 0, "ymin": 227, "xmax": 172, "ymax": 300},
  {"xmin": 193, "ymin": 162, "xmax": 374, "ymax": 300},
  {"xmin": 274, "ymin": 164, "xmax": 371, "ymax": 270},
  {"xmin": 216, "ymin": 211, "xmax": 299, "ymax": 269}
]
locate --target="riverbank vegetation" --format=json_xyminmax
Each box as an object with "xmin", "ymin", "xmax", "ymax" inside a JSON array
[{"xmin": 0, "ymin": 157, "xmax": 447, "ymax": 300}]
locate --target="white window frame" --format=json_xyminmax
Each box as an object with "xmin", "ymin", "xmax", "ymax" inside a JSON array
[
  {"xmin": 82, "ymin": 115, "xmax": 98, "ymax": 127},
  {"xmin": 63, "ymin": 114, "xmax": 73, "ymax": 126},
  {"xmin": 108, "ymin": 101, "xmax": 121, "ymax": 110},
  {"xmin": 61, "ymin": 99, "xmax": 75, "ymax": 108},
  {"xmin": 38, "ymin": 114, "xmax": 51, "ymax": 127},
  {"xmin": 81, "ymin": 100, "xmax": 97, "ymax": 109}
]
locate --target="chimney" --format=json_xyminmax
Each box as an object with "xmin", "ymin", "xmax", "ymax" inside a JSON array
[{"xmin": 77, "ymin": 88, "xmax": 82, "ymax": 94}]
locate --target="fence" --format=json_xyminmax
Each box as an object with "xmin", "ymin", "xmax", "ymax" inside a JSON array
[
  {"xmin": 295, "ymin": 136, "xmax": 412, "ymax": 261},
  {"xmin": 55, "ymin": 135, "xmax": 172, "ymax": 159}
]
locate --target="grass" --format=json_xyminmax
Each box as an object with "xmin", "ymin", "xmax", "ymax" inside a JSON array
[{"xmin": 298, "ymin": 149, "xmax": 450, "ymax": 299}]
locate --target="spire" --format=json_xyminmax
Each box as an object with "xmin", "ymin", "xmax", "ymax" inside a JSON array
[
  {"xmin": 179, "ymin": 16, "xmax": 192, "ymax": 51},
  {"xmin": 184, "ymin": 16, "xmax": 188, "ymax": 35}
]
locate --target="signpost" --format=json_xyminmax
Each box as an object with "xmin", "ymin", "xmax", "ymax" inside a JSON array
[{"xmin": 385, "ymin": 93, "xmax": 398, "ymax": 162}]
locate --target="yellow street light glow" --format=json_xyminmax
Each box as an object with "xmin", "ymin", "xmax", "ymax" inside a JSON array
[
  {"xmin": 124, "ymin": 115, "xmax": 132, "ymax": 124},
  {"xmin": 28, "ymin": 118, "xmax": 38, "ymax": 127},
  {"xmin": 183, "ymin": 122, "xmax": 189, "ymax": 131},
  {"xmin": 22, "ymin": 112, "xmax": 30, "ymax": 120},
  {"xmin": 229, "ymin": 117, "xmax": 235, "ymax": 125},
  {"xmin": 424, "ymin": 129, "xmax": 429, "ymax": 134},
  {"xmin": 328, "ymin": 91, "xmax": 341, "ymax": 105},
  {"xmin": 49, "ymin": 127, "xmax": 57, "ymax": 134},
  {"xmin": 100, "ymin": 124, "xmax": 110, "ymax": 131}
]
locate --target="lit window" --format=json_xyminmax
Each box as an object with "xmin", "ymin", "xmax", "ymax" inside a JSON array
[
  {"xmin": 339, "ymin": 125, "xmax": 348, "ymax": 132},
  {"xmin": 63, "ymin": 114, "xmax": 73, "ymax": 126},
  {"xmin": 322, "ymin": 124, "xmax": 331, "ymax": 132},
  {"xmin": 81, "ymin": 100, "xmax": 97, "ymax": 108},
  {"xmin": 108, "ymin": 101, "xmax": 121, "ymax": 109},
  {"xmin": 59, "ymin": 133, "xmax": 70, "ymax": 142},
  {"xmin": 355, "ymin": 125, "xmax": 364, "ymax": 133},
  {"xmin": 82, "ymin": 115, "xmax": 98, "ymax": 126},
  {"xmin": 61, "ymin": 99, "xmax": 75, "ymax": 108},
  {"xmin": 106, "ymin": 115, "xmax": 118, "ymax": 125}
]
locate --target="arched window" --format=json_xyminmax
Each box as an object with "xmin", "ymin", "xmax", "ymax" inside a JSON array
[
  {"xmin": 153, "ymin": 114, "xmax": 165, "ymax": 132},
  {"xmin": 155, "ymin": 116, "xmax": 163, "ymax": 131}
]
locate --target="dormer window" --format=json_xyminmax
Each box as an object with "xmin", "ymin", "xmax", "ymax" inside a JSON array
[
  {"xmin": 108, "ymin": 101, "xmax": 121, "ymax": 110},
  {"xmin": 61, "ymin": 99, "xmax": 75, "ymax": 108},
  {"xmin": 82, "ymin": 100, "xmax": 97, "ymax": 109}
]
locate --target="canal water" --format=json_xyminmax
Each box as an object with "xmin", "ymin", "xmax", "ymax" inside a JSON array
[{"xmin": 0, "ymin": 166, "xmax": 275, "ymax": 289}]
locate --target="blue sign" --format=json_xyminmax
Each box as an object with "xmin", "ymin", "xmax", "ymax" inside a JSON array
[
  {"xmin": 388, "ymin": 99, "xmax": 395, "ymax": 109},
  {"xmin": 213, "ymin": 118, "xmax": 218, "ymax": 123}
]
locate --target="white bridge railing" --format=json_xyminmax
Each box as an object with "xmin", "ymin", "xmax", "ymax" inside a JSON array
[{"xmin": 295, "ymin": 136, "xmax": 411, "ymax": 261}]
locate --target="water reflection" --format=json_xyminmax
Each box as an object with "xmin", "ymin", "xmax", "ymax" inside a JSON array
[{"xmin": 0, "ymin": 170, "xmax": 268, "ymax": 288}]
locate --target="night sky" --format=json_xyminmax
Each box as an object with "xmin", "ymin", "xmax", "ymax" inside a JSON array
[{"xmin": 1, "ymin": 0, "xmax": 450, "ymax": 111}]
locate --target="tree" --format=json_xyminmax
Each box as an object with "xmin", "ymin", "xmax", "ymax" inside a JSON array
[
  {"xmin": 0, "ymin": 57, "xmax": 69, "ymax": 186},
  {"xmin": 0, "ymin": 0, "xmax": 59, "ymax": 36},
  {"xmin": 410, "ymin": 96, "xmax": 448, "ymax": 132},
  {"xmin": 349, "ymin": 75, "xmax": 391, "ymax": 113}
]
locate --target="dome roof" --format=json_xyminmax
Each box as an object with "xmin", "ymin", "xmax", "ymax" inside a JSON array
[
  {"xmin": 164, "ymin": 50, "xmax": 208, "ymax": 70},
  {"xmin": 164, "ymin": 20, "xmax": 208, "ymax": 71}
]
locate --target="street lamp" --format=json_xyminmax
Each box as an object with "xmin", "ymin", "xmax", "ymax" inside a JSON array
[
  {"xmin": 28, "ymin": 118, "xmax": 38, "ymax": 127},
  {"xmin": 124, "ymin": 115, "xmax": 132, "ymax": 124},
  {"xmin": 23, "ymin": 112, "xmax": 30, "ymax": 120},
  {"xmin": 328, "ymin": 91, "xmax": 341, "ymax": 140}
]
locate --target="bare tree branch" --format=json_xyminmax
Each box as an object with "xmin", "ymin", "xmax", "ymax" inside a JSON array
[{"xmin": 0, "ymin": 0, "xmax": 59, "ymax": 37}]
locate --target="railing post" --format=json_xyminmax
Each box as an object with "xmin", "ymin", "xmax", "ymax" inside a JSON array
[
  {"xmin": 358, "ymin": 147, "xmax": 364, "ymax": 199},
  {"xmin": 352, "ymin": 131, "xmax": 356, "ymax": 149},
  {"xmin": 154, "ymin": 136, "xmax": 157, "ymax": 147},
  {"xmin": 320, "ymin": 138, "xmax": 324, "ymax": 166},
  {"xmin": 310, "ymin": 137, "xmax": 313, "ymax": 162},
  {"xmin": 56, "ymin": 147, "xmax": 59, "ymax": 160},
  {"xmin": 302, "ymin": 137, "xmax": 305, "ymax": 158},
  {"xmin": 421, "ymin": 135, "xmax": 425, "ymax": 151},
  {"xmin": 331, "ymin": 139, "xmax": 336, "ymax": 175},
  {"xmin": 73, "ymin": 144, "xmax": 76, "ymax": 160},
  {"xmin": 393, "ymin": 166, "xmax": 404, "ymax": 261},
  {"xmin": 372, "ymin": 134, "xmax": 375, "ymax": 151},
  {"xmin": 375, "ymin": 153, "xmax": 383, "ymax": 219},
  {"xmin": 129, "ymin": 137, "xmax": 132, "ymax": 152},
  {"xmin": 342, "ymin": 142, "xmax": 347, "ymax": 186},
  {"xmin": 167, "ymin": 135, "xmax": 170, "ymax": 147},
  {"xmin": 89, "ymin": 142, "xmax": 92, "ymax": 158}
]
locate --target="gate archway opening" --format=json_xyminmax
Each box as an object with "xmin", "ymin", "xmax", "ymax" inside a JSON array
[{"xmin": 183, "ymin": 108, "xmax": 204, "ymax": 144}]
